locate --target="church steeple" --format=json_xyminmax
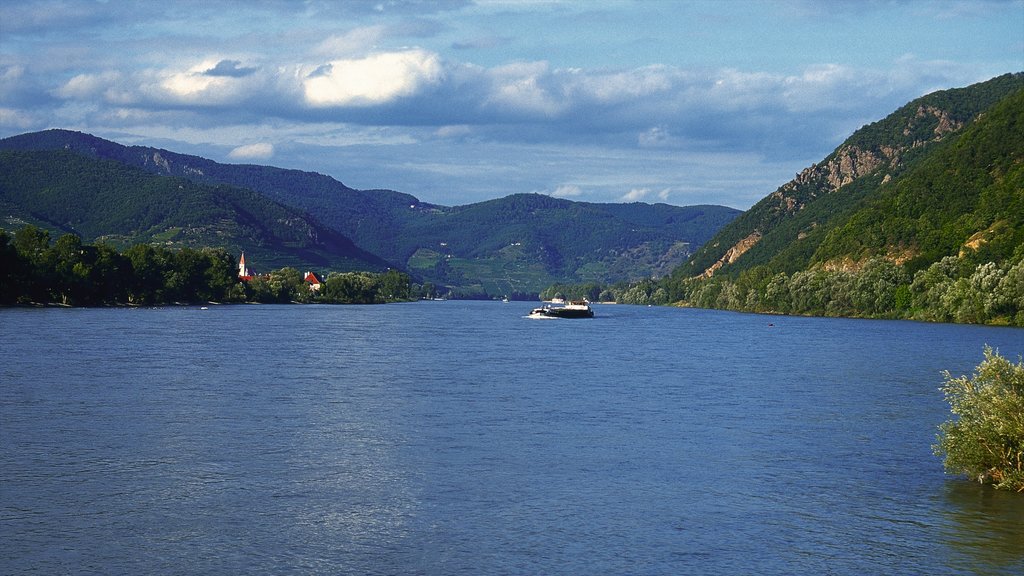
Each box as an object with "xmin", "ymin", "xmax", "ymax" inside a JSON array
[{"xmin": 238, "ymin": 252, "xmax": 253, "ymax": 281}]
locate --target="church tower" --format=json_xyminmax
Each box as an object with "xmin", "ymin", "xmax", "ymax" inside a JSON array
[{"xmin": 238, "ymin": 252, "xmax": 253, "ymax": 281}]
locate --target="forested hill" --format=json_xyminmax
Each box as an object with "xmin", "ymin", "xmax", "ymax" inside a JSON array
[
  {"xmin": 683, "ymin": 72, "xmax": 1024, "ymax": 279},
  {"xmin": 0, "ymin": 130, "xmax": 740, "ymax": 296},
  {"xmin": 587, "ymin": 73, "xmax": 1023, "ymax": 325},
  {"xmin": 0, "ymin": 149, "xmax": 389, "ymax": 272}
]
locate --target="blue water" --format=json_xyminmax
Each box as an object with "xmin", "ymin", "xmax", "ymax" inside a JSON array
[{"xmin": 2, "ymin": 302, "xmax": 1023, "ymax": 575}]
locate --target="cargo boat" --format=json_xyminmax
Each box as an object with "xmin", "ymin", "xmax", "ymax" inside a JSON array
[{"xmin": 528, "ymin": 300, "xmax": 594, "ymax": 319}]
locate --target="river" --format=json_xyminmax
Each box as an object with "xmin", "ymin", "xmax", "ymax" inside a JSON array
[{"xmin": 1, "ymin": 302, "xmax": 1022, "ymax": 575}]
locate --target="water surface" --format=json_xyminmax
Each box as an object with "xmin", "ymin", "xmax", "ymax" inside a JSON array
[{"xmin": 2, "ymin": 303, "xmax": 1022, "ymax": 574}]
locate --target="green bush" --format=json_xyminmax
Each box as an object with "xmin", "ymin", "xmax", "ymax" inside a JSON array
[{"xmin": 934, "ymin": 347, "xmax": 1024, "ymax": 491}]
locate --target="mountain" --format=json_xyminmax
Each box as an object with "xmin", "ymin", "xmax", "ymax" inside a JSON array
[
  {"xmin": 0, "ymin": 130, "xmax": 740, "ymax": 295},
  {"xmin": 392, "ymin": 193, "xmax": 737, "ymax": 295},
  {"xmin": 683, "ymin": 72, "xmax": 1024, "ymax": 280},
  {"xmin": 0, "ymin": 149, "xmax": 389, "ymax": 273}
]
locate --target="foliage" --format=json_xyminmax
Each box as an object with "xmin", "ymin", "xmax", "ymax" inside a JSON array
[
  {"xmin": 548, "ymin": 249, "xmax": 1024, "ymax": 327},
  {"xmin": 0, "ymin": 226, "xmax": 413, "ymax": 306},
  {"xmin": 538, "ymin": 282, "xmax": 604, "ymax": 302},
  {"xmin": 934, "ymin": 347, "xmax": 1024, "ymax": 491}
]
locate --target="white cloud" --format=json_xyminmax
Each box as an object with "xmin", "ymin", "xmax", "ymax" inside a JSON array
[
  {"xmin": 551, "ymin": 184, "xmax": 582, "ymax": 198},
  {"xmin": 303, "ymin": 50, "xmax": 443, "ymax": 107},
  {"xmin": 161, "ymin": 60, "xmax": 226, "ymax": 97},
  {"xmin": 621, "ymin": 188, "xmax": 650, "ymax": 202},
  {"xmin": 569, "ymin": 65, "xmax": 675, "ymax": 103},
  {"xmin": 484, "ymin": 61, "xmax": 564, "ymax": 116},
  {"xmin": 638, "ymin": 126, "xmax": 679, "ymax": 148},
  {"xmin": 0, "ymin": 107, "xmax": 38, "ymax": 130},
  {"xmin": 1, "ymin": 65, "xmax": 26, "ymax": 85},
  {"xmin": 228, "ymin": 142, "xmax": 275, "ymax": 160},
  {"xmin": 54, "ymin": 71, "xmax": 122, "ymax": 99},
  {"xmin": 145, "ymin": 58, "xmax": 267, "ymax": 106}
]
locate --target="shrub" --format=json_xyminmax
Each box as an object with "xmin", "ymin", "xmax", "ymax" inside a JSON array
[{"xmin": 934, "ymin": 346, "xmax": 1024, "ymax": 491}]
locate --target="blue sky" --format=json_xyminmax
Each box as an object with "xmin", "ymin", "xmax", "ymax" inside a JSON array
[{"xmin": 1, "ymin": 0, "xmax": 1022, "ymax": 209}]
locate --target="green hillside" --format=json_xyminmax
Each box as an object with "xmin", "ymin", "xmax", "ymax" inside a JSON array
[
  {"xmin": 0, "ymin": 130, "xmax": 739, "ymax": 295},
  {"xmin": 684, "ymin": 72, "xmax": 1024, "ymax": 279},
  {"xmin": 812, "ymin": 88, "xmax": 1023, "ymax": 271},
  {"xmin": 606, "ymin": 73, "xmax": 1024, "ymax": 325},
  {"xmin": 0, "ymin": 150, "xmax": 388, "ymax": 273}
]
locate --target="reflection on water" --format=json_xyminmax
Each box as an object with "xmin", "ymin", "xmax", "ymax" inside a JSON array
[{"xmin": 940, "ymin": 481, "xmax": 1024, "ymax": 574}]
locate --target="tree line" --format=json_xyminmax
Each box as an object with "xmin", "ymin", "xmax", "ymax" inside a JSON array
[
  {"xmin": 543, "ymin": 251, "xmax": 1024, "ymax": 327},
  {"xmin": 0, "ymin": 226, "xmax": 415, "ymax": 306}
]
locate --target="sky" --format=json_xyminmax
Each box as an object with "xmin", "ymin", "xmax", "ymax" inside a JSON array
[{"xmin": 1, "ymin": 1, "xmax": 1022, "ymax": 209}]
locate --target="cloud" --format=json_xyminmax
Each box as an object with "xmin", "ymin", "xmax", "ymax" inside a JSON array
[
  {"xmin": 551, "ymin": 184, "xmax": 582, "ymax": 198},
  {"xmin": 0, "ymin": 107, "xmax": 38, "ymax": 130},
  {"xmin": 204, "ymin": 60, "xmax": 258, "ymax": 78},
  {"xmin": 638, "ymin": 126, "xmax": 679, "ymax": 148},
  {"xmin": 228, "ymin": 142, "xmax": 275, "ymax": 160},
  {"xmin": 314, "ymin": 26, "xmax": 390, "ymax": 57},
  {"xmin": 0, "ymin": 65, "xmax": 28, "ymax": 101},
  {"xmin": 621, "ymin": 188, "xmax": 650, "ymax": 202},
  {"xmin": 158, "ymin": 60, "xmax": 241, "ymax": 102},
  {"xmin": 620, "ymin": 187, "xmax": 671, "ymax": 202},
  {"xmin": 303, "ymin": 50, "xmax": 444, "ymax": 107},
  {"xmin": 483, "ymin": 61, "xmax": 565, "ymax": 116},
  {"xmin": 435, "ymin": 124, "xmax": 473, "ymax": 138},
  {"xmin": 54, "ymin": 71, "xmax": 122, "ymax": 99},
  {"xmin": 568, "ymin": 65, "xmax": 676, "ymax": 103},
  {"xmin": 28, "ymin": 38, "xmax": 981, "ymax": 158}
]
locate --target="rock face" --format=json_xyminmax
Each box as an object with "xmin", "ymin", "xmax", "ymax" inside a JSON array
[
  {"xmin": 911, "ymin": 105, "xmax": 962, "ymax": 138},
  {"xmin": 701, "ymin": 231, "xmax": 762, "ymax": 278},
  {"xmin": 823, "ymin": 145, "xmax": 886, "ymax": 191}
]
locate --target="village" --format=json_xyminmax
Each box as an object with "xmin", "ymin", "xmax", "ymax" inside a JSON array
[
  {"xmin": 234, "ymin": 251, "xmax": 415, "ymax": 305},
  {"xmin": 236, "ymin": 252, "xmax": 322, "ymax": 292}
]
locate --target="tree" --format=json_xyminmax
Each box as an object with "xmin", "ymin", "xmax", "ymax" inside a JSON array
[
  {"xmin": 934, "ymin": 347, "xmax": 1024, "ymax": 491},
  {"xmin": 12, "ymin": 225, "xmax": 50, "ymax": 261},
  {"xmin": 0, "ymin": 229, "xmax": 30, "ymax": 303},
  {"xmin": 202, "ymin": 248, "xmax": 238, "ymax": 302},
  {"xmin": 12, "ymin": 225, "xmax": 53, "ymax": 302},
  {"xmin": 125, "ymin": 244, "xmax": 170, "ymax": 304},
  {"xmin": 378, "ymin": 269, "xmax": 412, "ymax": 302},
  {"xmin": 51, "ymin": 233, "xmax": 87, "ymax": 305}
]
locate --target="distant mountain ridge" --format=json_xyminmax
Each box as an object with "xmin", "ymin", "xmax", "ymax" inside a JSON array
[
  {"xmin": 0, "ymin": 149, "xmax": 389, "ymax": 273},
  {"xmin": 0, "ymin": 129, "xmax": 740, "ymax": 295},
  {"xmin": 683, "ymin": 72, "xmax": 1024, "ymax": 279}
]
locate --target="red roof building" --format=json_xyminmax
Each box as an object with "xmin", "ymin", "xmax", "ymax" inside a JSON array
[{"xmin": 304, "ymin": 271, "xmax": 322, "ymax": 291}]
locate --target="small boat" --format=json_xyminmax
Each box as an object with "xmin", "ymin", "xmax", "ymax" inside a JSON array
[{"xmin": 529, "ymin": 299, "xmax": 594, "ymax": 319}]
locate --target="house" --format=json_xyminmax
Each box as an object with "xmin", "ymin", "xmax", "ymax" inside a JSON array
[{"xmin": 304, "ymin": 271, "xmax": 322, "ymax": 291}]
